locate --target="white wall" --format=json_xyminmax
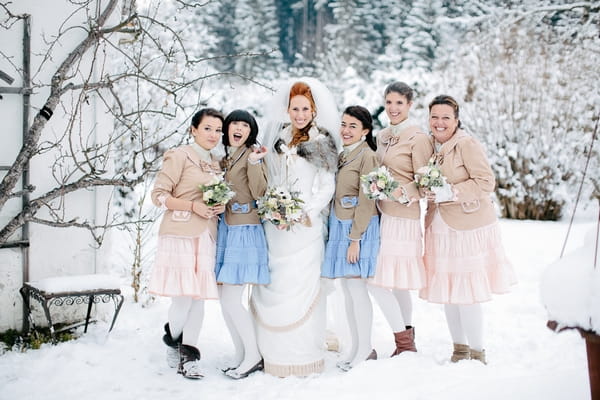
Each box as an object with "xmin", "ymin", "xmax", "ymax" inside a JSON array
[{"xmin": 0, "ymin": 0, "xmax": 120, "ymax": 331}]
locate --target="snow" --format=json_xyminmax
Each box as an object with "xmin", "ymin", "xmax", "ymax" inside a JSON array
[
  {"xmin": 541, "ymin": 226, "xmax": 600, "ymax": 333},
  {"xmin": 0, "ymin": 215, "xmax": 597, "ymax": 400},
  {"xmin": 26, "ymin": 274, "xmax": 121, "ymax": 294}
]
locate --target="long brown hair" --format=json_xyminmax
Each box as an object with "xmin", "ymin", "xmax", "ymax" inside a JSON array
[{"xmin": 288, "ymin": 81, "xmax": 317, "ymax": 147}]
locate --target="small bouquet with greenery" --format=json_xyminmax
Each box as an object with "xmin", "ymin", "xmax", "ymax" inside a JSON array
[
  {"xmin": 257, "ymin": 186, "xmax": 305, "ymax": 230},
  {"xmin": 360, "ymin": 166, "xmax": 399, "ymax": 201},
  {"xmin": 198, "ymin": 174, "xmax": 235, "ymax": 206},
  {"xmin": 415, "ymin": 157, "xmax": 445, "ymax": 190},
  {"xmin": 415, "ymin": 157, "xmax": 455, "ymax": 202}
]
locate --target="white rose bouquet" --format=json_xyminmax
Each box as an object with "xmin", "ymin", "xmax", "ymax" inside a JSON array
[
  {"xmin": 198, "ymin": 174, "xmax": 235, "ymax": 206},
  {"xmin": 257, "ymin": 186, "xmax": 305, "ymax": 230},
  {"xmin": 360, "ymin": 166, "xmax": 399, "ymax": 201}
]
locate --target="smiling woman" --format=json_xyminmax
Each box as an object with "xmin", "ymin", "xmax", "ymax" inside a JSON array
[
  {"xmin": 251, "ymin": 78, "xmax": 340, "ymax": 377},
  {"xmin": 147, "ymin": 107, "xmax": 226, "ymax": 379},
  {"xmin": 367, "ymin": 81, "xmax": 433, "ymax": 357}
]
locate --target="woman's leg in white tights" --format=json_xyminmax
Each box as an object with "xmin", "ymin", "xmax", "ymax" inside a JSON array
[
  {"xmin": 182, "ymin": 299, "xmax": 205, "ymax": 347},
  {"xmin": 368, "ymin": 285, "xmax": 406, "ymax": 332},
  {"xmin": 346, "ymin": 278, "xmax": 374, "ymax": 366},
  {"xmin": 459, "ymin": 303, "xmax": 484, "ymax": 351},
  {"xmin": 219, "ymin": 285, "xmax": 244, "ymax": 367},
  {"xmin": 444, "ymin": 304, "xmax": 466, "ymax": 345},
  {"xmin": 168, "ymin": 296, "xmax": 192, "ymax": 340},
  {"xmin": 339, "ymin": 279, "xmax": 358, "ymax": 364},
  {"xmin": 392, "ymin": 289, "xmax": 413, "ymax": 327},
  {"xmin": 168, "ymin": 296, "xmax": 205, "ymax": 347},
  {"xmin": 220, "ymin": 284, "xmax": 261, "ymax": 373},
  {"xmin": 445, "ymin": 303, "xmax": 483, "ymax": 350}
]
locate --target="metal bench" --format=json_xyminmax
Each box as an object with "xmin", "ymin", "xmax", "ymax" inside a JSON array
[{"xmin": 20, "ymin": 274, "xmax": 124, "ymax": 343}]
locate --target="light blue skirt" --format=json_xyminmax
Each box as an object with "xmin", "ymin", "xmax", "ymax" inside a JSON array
[
  {"xmin": 321, "ymin": 212, "xmax": 380, "ymax": 279},
  {"xmin": 215, "ymin": 217, "xmax": 270, "ymax": 285}
]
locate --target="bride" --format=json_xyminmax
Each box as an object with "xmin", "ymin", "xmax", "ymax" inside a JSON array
[{"xmin": 250, "ymin": 78, "xmax": 340, "ymax": 377}]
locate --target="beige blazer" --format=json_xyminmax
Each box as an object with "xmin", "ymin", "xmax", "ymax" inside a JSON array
[
  {"xmin": 222, "ymin": 146, "xmax": 268, "ymax": 225},
  {"xmin": 376, "ymin": 124, "xmax": 433, "ymax": 219},
  {"xmin": 151, "ymin": 145, "xmax": 221, "ymax": 238},
  {"xmin": 334, "ymin": 141, "xmax": 379, "ymax": 240},
  {"xmin": 424, "ymin": 129, "xmax": 497, "ymax": 230}
]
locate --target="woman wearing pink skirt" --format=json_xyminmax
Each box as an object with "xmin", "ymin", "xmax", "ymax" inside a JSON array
[
  {"xmin": 368, "ymin": 82, "xmax": 433, "ymax": 356},
  {"xmin": 148, "ymin": 108, "xmax": 226, "ymax": 379},
  {"xmin": 420, "ymin": 95, "xmax": 517, "ymax": 364}
]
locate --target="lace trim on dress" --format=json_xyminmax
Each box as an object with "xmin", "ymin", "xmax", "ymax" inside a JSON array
[{"xmin": 264, "ymin": 359, "xmax": 324, "ymax": 378}]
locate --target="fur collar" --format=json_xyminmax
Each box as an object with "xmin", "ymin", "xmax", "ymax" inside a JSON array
[{"xmin": 275, "ymin": 125, "xmax": 338, "ymax": 172}]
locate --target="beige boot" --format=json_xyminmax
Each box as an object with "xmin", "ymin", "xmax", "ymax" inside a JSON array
[
  {"xmin": 450, "ymin": 343, "xmax": 470, "ymax": 362},
  {"xmin": 391, "ymin": 327, "xmax": 417, "ymax": 357},
  {"xmin": 470, "ymin": 348, "xmax": 487, "ymax": 365}
]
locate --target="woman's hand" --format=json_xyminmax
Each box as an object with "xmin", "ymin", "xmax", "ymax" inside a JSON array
[
  {"xmin": 192, "ymin": 201, "xmax": 216, "ymax": 219},
  {"xmin": 211, "ymin": 204, "xmax": 226, "ymax": 215},
  {"xmin": 248, "ymin": 145, "xmax": 268, "ymax": 163},
  {"xmin": 275, "ymin": 223, "xmax": 289, "ymax": 231},
  {"xmin": 346, "ymin": 240, "xmax": 360, "ymax": 264}
]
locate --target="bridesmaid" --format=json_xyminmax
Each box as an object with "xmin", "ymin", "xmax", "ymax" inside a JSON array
[
  {"xmin": 322, "ymin": 105, "xmax": 379, "ymax": 371},
  {"xmin": 148, "ymin": 108, "xmax": 225, "ymax": 379},
  {"xmin": 368, "ymin": 82, "xmax": 433, "ymax": 356},
  {"xmin": 215, "ymin": 109, "xmax": 269, "ymax": 379},
  {"xmin": 420, "ymin": 95, "xmax": 516, "ymax": 364}
]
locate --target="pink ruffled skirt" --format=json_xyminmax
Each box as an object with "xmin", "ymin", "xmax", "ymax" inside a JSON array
[
  {"xmin": 419, "ymin": 211, "xmax": 517, "ymax": 304},
  {"xmin": 148, "ymin": 231, "xmax": 219, "ymax": 300},
  {"xmin": 369, "ymin": 214, "xmax": 425, "ymax": 290}
]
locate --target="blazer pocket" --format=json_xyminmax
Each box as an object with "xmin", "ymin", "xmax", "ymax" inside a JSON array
[
  {"xmin": 171, "ymin": 210, "xmax": 192, "ymax": 222},
  {"xmin": 461, "ymin": 200, "xmax": 480, "ymax": 214}
]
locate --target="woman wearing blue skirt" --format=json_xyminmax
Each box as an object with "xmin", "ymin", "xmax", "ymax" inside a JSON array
[
  {"xmin": 216, "ymin": 110, "xmax": 269, "ymax": 379},
  {"xmin": 322, "ymin": 105, "xmax": 380, "ymax": 370}
]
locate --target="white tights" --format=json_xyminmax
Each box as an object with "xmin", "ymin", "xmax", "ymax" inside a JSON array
[
  {"xmin": 219, "ymin": 285, "xmax": 261, "ymax": 373},
  {"xmin": 341, "ymin": 278, "xmax": 373, "ymax": 366},
  {"xmin": 168, "ymin": 296, "xmax": 205, "ymax": 347},
  {"xmin": 444, "ymin": 303, "xmax": 484, "ymax": 351},
  {"xmin": 368, "ymin": 285, "xmax": 412, "ymax": 332}
]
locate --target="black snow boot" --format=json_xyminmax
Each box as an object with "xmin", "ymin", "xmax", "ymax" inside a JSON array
[
  {"xmin": 163, "ymin": 323, "xmax": 182, "ymax": 368},
  {"xmin": 178, "ymin": 344, "xmax": 203, "ymax": 379}
]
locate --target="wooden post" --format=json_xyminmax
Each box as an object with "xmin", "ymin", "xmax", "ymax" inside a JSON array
[{"xmin": 582, "ymin": 331, "xmax": 600, "ymax": 400}]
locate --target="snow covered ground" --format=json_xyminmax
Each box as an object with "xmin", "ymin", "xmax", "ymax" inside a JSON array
[{"xmin": 0, "ymin": 211, "xmax": 597, "ymax": 400}]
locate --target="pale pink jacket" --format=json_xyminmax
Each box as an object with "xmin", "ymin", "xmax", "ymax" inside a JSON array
[
  {"xmin": 376, "ymin": 123, "xmax": 434, "ymax": 219},
  {"xmin": 424, "ymin": 129, "xmax": 497, "ymax": 230},
  {"xmin": 151, "ymin": 145, "xmax": 221, "ymax": 238}
]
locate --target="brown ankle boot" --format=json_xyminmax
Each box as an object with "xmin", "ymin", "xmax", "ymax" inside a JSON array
[
  {"xmin": 450, "ymin": 343, "xmax": 470, "ymax": 362},
  {"xmin": 391, "ymin": 327, "xmax": 417, "ymax": 357},
  {"xmin": 470, "ymin": 348, "xmax": 487, "ymax": 365}
]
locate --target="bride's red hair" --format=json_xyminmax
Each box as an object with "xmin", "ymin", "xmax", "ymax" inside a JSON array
[{"xmin": 288, "ymin": 82, "xmax": 316, "ymax": 147}]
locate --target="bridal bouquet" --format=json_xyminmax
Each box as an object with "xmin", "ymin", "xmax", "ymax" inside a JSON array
[
  {"xmin": 257, "ymin": 186, "xmax": 305, "ymax": 230},
  {"xmin": 198, "ymin": 174, "xmax": 235, "ymax": 206},
  {"xmin": 415, "ymin": 157, "xmax": 454, "ymax": 202},
  {"xmin": 360, "ymin": 166, "xmax": 399, "ymax": 201}
]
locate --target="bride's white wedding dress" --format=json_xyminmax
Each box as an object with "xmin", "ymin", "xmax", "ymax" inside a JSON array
[{"xmin": 251, "ymin": 127, "xmax": 335, "ymax": 377}]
